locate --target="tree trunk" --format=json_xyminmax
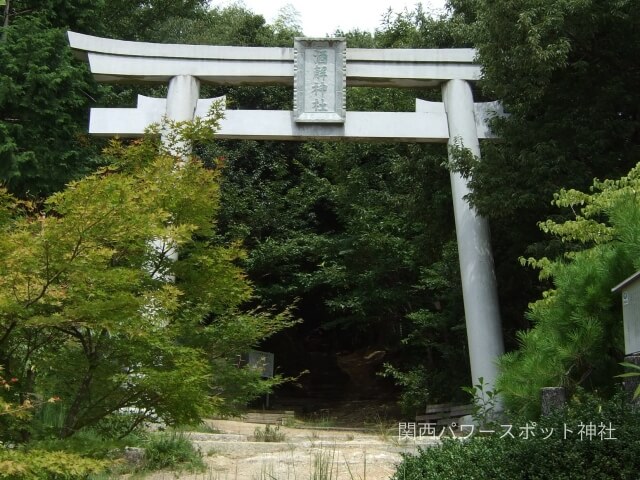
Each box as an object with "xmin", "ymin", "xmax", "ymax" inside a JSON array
[
  {"xmin": 60, "ymin": 366, "xmax": 96, "ymax": 438},
  {"xmin": 60, "ymin": 329, "xmax": 109, "ymax": 438}
]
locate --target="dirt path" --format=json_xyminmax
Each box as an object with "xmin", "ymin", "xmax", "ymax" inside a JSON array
[{"xmin": 143, "ymin": 419, "xmax": 438, "ymax": 480}]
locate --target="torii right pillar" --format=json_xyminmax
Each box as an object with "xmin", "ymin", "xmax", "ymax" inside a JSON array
[{"xmin": 442, "ymin": 79, "xmax": 505, "ymax": 400}]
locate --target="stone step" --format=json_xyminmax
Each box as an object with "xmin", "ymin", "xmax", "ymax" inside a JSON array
[
  {"xmin": 243, "ymin": 410, "xmax": 295, "ymax": 424},
  {"xmin": 191, "ymin": 439, "xmax": 438, "ymax": 456},
  {"xmin": 185, "ymin": 432, "xmax": 248, "ymax": 442}
]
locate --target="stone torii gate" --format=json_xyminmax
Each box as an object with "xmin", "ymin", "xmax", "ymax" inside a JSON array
[{"xmin": 68, "ymin": 31, "xmax": 505, "ymax": 395}]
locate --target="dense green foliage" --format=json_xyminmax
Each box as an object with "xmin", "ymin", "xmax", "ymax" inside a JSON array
[
  {"xmin": 497, "ymin": 163, "xmax": 640, "ymax": 416},
  {"xmin": 0, "ymin": 421, "xmax": 205, "ymax": 478},
  {"xmin": 0, "ymin": 2, "xmax": 102, "ymax": 197},
  {"xmin": 393, "ymin": 392, "xmax": 640, "ymax": 480},
  {"xmin": 0, "ymin": 1, "xmax": 251, "ymax": 198},
  {"xmin": 470, "ymin": 0, "xmax": 640, "ymax": 219}
]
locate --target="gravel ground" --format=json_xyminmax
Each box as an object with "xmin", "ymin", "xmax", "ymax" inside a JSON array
[{"xmin": 141, "ymin": 418, "xmax": 439, "ymax": 480}]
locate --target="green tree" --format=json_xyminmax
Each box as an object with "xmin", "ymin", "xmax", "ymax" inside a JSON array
[
  {"xmin": 470, "ymin": 0, "xmax": 640, "ymax": 219},
  {"xmin": 498, "ymin": 162, "xmax": 640, "ymax": 416},
  {"xmin": 0, "ymin": 2, "xmax": 104, "ymax": 198},
  {"xmin": 95, "ymin": 0, "xmax": 208, "ymax": 41},
  {"xmin": 0, "ymin": 0, "xmax": 212, "ymax": 199},
  {"xmin": 145, "ymin": 2, "xmax": 296, "ymax": 47},
  {"xmin": 0, "ymin": 114, "xmax": 291, "ymax": 439}
]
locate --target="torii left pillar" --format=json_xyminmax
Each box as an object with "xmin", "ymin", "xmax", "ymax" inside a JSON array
[
  {"xmin": 163, "ymin": 75, "xmax": 200, "ymax": 157},
  {"xmin": 152, "ymin": 75, "xmax": 201, "ymax": 274},
  {"xmin": 442, "ymin": 79, "xmax": 505, "ymax": 400}
]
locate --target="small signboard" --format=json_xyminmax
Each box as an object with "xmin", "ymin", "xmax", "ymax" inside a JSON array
[
  {"xmin": 293, "ymin": 38, "xmax": 346, "ymax": 123},
  {"xmin": 247, "ymin": 350, "xmax": 275, "ymax": 378},
  {"xmin": 612, "ymin": 271, "xmax": 640, "ymax": 355}
]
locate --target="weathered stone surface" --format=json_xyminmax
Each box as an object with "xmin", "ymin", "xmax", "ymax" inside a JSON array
[
  {"xmin": 186, "ymin": 432, "xmax": 247, "ymax": 442},
  {"xmin": 89, "ymin": 99, "xmax": 503, "ymax": 142},
  {"xmin": 294, "ymin": 38, "xmax": 346, "ymax": 123},
  {"xmin": 67, "ymin": 31, "xmax": 481, "ymax": 87},
  {"xmin": 611, "ymin": 271, "xmax": 640, "ymax": 355},
  {"xmin": 623, "ymin": 354, "xmax": 640, "ymax": 405},
  {"xmin": 541, "ymin": 387, "xmax": 567, "ymax": 417},
  {"xmin": 162, "ymin": 419, "xmax": 440, "ymax": 480},
  {"xmin": 124, "ymin": 446, "xmax": 145, "ymax": 465}
]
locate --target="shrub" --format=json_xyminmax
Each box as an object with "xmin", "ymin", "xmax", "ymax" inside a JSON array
[
  {"xmin": 393, "ymin": 392, "xmax": 640, "ymax": 480},
  {"xmin": 142, "ymin": 432, "xmax": 205, "ymax": 472},
  {"xmin": 0, "ymin": 449, "xmax": 108, "ymax": 480},
  {"xmin": 28, "ymin": 426, "xmax": 144, "ymax": 461}
]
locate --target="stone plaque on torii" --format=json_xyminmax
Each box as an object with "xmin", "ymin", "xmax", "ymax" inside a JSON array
[
  {"xmin": 67, "ymin": 31, "xmax": 505, "ymax": 398},
  {"xmin": 293, "ymin": 38, "xmax": 346, "ymax": 123}
]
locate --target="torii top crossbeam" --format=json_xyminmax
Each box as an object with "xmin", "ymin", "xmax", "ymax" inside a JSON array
[
  {"xmin": 68, "ymin": 31, "xmax": 480, "ymax": 88},
  {"xmin": 67, "ymin": 32, "xmax": 498, "ymax": 142}
]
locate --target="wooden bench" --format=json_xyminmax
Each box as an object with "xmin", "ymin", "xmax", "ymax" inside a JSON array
[
  {"xmin": 243, "ymin": 410, "xmax": 295, "ymax": 425},
  {"xmin": 415, "ymin": 403, "xmax": 474, "ymax": 425}
]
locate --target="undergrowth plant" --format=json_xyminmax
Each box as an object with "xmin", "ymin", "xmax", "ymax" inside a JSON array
[
  {"xmin": 461, "ymin": 377, "xmax": 501, "ymax": 427},
  {"xmin": 0, "ymin": 449, "xmax": 109, "ymax": 479},
  {"xmin": 142, "ymin": 431, "xmax": 206, "ymax": 472},
  {"xmin": 311, "ymin": 448, "xmax": 338, "ymax": 480},
  {"xmin": 253, "ymin": 424, "xmax": 286, "ymax": 442}
]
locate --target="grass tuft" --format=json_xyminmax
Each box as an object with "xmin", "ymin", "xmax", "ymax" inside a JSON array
[
  {"xmin": 143, "ymin": 431, "xmax": 206, "ymax": 472},
  {"xmin": 253, "ymin": 424, "xmax": 286, "ymax": 442}
]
